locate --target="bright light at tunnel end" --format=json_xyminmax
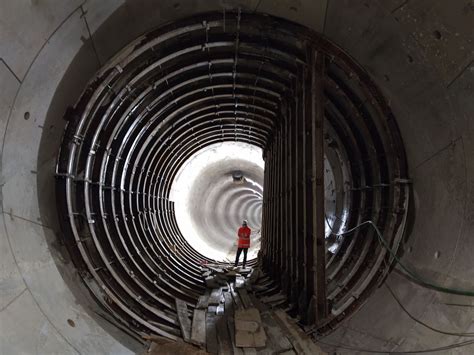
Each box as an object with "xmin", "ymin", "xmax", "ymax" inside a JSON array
[{"xmin": 170, "ymin": 142, "xmax": 264, "ymax": 261}]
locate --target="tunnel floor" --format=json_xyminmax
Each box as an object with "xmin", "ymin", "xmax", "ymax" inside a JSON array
[{"xmin": 145, "ymin": 263, "xmax": 326, "ymax": 354}]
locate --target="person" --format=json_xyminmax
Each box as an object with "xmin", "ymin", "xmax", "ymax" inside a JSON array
[{"xmin": 235, "ymin": 220, "xmax": 251, "ymax": 268}]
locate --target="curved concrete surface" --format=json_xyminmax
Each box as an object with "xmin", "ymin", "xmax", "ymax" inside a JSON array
[
  {"xmin": 171, "ymin": 142, "xmax": 264, "ymax": 261},
  {"xmin": 0, "ymin": 1, "xmax": 472, "ymax": 354}
]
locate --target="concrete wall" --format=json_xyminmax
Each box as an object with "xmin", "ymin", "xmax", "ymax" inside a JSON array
[{"xmin": 0, "ymin": 0, "xmax": 472, "ymax": 354}]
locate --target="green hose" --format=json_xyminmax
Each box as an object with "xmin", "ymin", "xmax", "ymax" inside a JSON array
[{"xmin": 328, "ymin": 219, "xmax": 474, "ymax": 297}]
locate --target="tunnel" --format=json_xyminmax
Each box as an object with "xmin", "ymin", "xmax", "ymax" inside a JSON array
[{"xmin": 1, "ymin": 1, "xmax": 473, "ymax": 354}]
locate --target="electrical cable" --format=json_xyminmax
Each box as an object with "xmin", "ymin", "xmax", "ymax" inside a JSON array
[
  {"xmin": 317, "ymin": 339, "xmax": 474, "ymax": 354},
  {"xmin": 327, "ymin": 218, "xmax": 474, "ymax": 297},
  {"xmin": 376, "ymin": 238, "xmax": 474, "ymax": 338},
  {"xmin": 385, "ymin": 283, "xmax": 474, "ymax": 337},
  {"xmin": 317, "ymin": 217, "xmax": 474, "ymax": 353}
]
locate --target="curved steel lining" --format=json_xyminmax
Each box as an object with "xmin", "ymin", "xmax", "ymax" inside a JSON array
[{"xmin": 56, "ymin": 12, "xmax": 409, "ymax": 338}]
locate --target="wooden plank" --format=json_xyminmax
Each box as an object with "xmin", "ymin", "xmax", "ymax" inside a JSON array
[
  {"xmin": 256, "ymin": 283, "xmax": 277, "ymax": 295},
  {"xmin": 209, "ymin": 288, "xmax": 223, "ymax": 306},
  {"xmin": 231, "ymin": 289, "xmax": 243, "ymax": 310},
  {"xmin": 216, "ymin": 315, "xmax": 233, "ymax": 355},
  {"xmin": 227, "ymin": 316, "xmax": 244, "ymax": 355},
  {"xmin": 247, "ymin": 293, "xmax": 269, "ymax": 313},
  {"xmin": 190, "ymin": 309, "xmax": 206, "ymax": 347},
  {"xmin": 260, "ymin": 312, "xmax": 293, "ymax": 353},
  {"xmin": 223, "ymin": 292, "xmax": 234, "ymax": 315},
  {"xmin": 197, "ymin": 289, "xmax": 211, "ymax": 309},
  {"xmin": 175, "ymin": 299, "xmax": 191, "ymax": 341},
  {"xmin": 235, "ymin": 308, "xmax": 266, "ymax": 348},
  {"xmin": 197, "ymin": 294, "xmax": 210, "ymax": 309},
  {"xmin": 237, "ymin": 288, "xmax": 253, "ymax": 309},
  {"xmin": 273, "ymin": 310, "xmax": 326, "ymax": 354},
  {"xmin": 261, "ymin": 292, "xmax": 286, "ymax": 304},
  {"xmin": 206, "ymin": 312, "xmax": 219, "ymax": 354}
]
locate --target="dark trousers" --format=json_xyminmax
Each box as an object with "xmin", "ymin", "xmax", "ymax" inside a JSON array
[{"xmin": 234, "ymin": 248, "xmax": 248, "ymax": 267}]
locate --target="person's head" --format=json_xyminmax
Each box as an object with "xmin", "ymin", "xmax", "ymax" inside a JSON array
[{"xmin": 242, "ymin": 220, "xmax": 248, "ymax": 227}]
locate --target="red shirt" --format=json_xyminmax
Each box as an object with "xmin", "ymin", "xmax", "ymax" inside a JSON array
[{"xmin": 238, "ymin": 226, "xmax": 251, "ymax": 248}]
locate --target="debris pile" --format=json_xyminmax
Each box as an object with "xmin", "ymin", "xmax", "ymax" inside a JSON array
[
  {"xmin": 143, "ymin": 264, "xmax": 326, "ymax": 354},
  {"xmin": 200, "ymin": 263, "xmax": 252, "ymax": 288}
]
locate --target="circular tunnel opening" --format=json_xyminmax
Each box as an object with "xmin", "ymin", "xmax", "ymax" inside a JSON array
[
  {"xmin": 170, "ymin": 141, "xmax": 264, "ymax": 261},
  {"xmin": 55, "ymin": 11, "xmax": 409, "ymax": 340}
]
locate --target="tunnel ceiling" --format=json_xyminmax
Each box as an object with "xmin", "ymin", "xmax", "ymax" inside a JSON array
[{"xmin": 55, "ymin": 12, "xmax": 409, "ymax": 339}]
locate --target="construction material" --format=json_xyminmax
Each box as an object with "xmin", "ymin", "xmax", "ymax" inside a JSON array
[
  {"xmin": 145, "ymin": 335, "xmax": 209, "ymax": 355},
  {"xmin": 196, "ymin": 290, "xmax": 211, "ymax": 309},
  {"xmin": 190, "ymin": 309, "xmax": 207, "ymax": 347},
  {"xmin": 175, "ymin": 299, "xmax": 192, "ymax": 342},
  {"xmin": 216, "ymin": 315, "xmax": 233, "ymax": 354},
  {"xmin": 209, "ymin": 288, "xmax": 223, "ymax": 306},
  {"xmin": 206, "ymin": 313, "xmax": 219, "ymax": 354},
  {"xmin": 234, "ymin": 308, "xmax": 267, "ymax": 348},
  {"xmin": 273, "ymin": 310, "xmax": 326, "ymax": 354},
  {"xmin": 237, "ymin": 288, "xmax": 252, "ymax": 309}
]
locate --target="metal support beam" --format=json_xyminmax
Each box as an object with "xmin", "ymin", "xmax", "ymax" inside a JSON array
[{"xmin": 309, "ymin": 48, "xmax": 328, "ymax": 324}]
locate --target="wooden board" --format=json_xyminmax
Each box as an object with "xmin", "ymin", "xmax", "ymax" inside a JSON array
[
  {"xmin": 260, "ymin": 312, "xmax": 293, "ymax": 352},
  {"xmin": 175, "ymin": 299, "xmax": 191, "ymax": 341},
  {"xmin": 227, "ymin": 316, "xmax": 244, "ymax": 355},
  {"xmin": 206, "ymin": 312, "xmax": 219, "ymax": 354},
  {"xmin": 190, "ymin": 309, "xmax": 206, "ymax": 347},
  {"xmin": 261, "ymin": 293, "xmax": 286, "ymax": 304},
  {"xmin": 196, "ymin": 290, "xmax": 211, "ymax": 309},
  {"xmin": 224, "ymin": 292, "xmax": 234, "ymax": 315},
  {"xmin": 234, "ymin": 308, "xmax": 266, "ymax": 348},
  {"xmin": 273, "ymin": 310, "xmax": 326, "ymax": 355},
  {"xmin": 216, "ymin": 315, "xmax": 233, "ymax": 355},
  {"xmin": 237, "ymin": 288, "xmax": 253, "ymax": 309},
  {"xmin": 247, "ymin": 293, "xmax": 269, "ymax": 313},
  {"xmin": 230, "ymin": 284, "xmax": 243, "ymax": 310},
  {"xmin": 209, "ymin": 288, "xmax": 223, "ymax": 306},
  {"xmin": 196, "ymin": 295, "xmax": 209, "ymax": 309}
]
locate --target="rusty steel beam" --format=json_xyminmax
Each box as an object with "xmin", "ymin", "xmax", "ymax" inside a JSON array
[{"xmin": 309, "ymin": 48, "xmax": 328, "ymax": 324}]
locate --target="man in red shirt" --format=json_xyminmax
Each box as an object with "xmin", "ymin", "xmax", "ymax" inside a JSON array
[{"xmin": 234, "ymin": 220, "xmax": 251, "ymax": 268}]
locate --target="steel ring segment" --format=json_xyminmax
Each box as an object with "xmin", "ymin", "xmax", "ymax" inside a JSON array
[{"xmin": 56, "ymin": 12, "xmax": 408, "ymax": 339}]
